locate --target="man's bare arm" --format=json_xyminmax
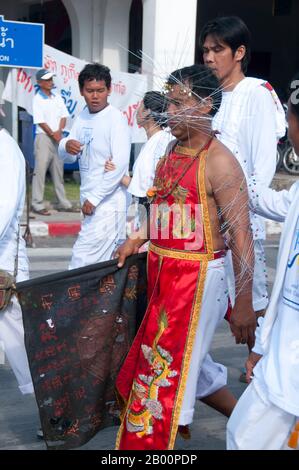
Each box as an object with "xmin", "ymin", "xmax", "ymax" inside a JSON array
[
  {"xmin": 116, "ymin": 220, "xmax": 149, "ymax": 267},
  {"xmin": 38, "ymin": 123, "xmax": 55, "ymax": 138},
  {"xmin": 59, "ymin": 117, "xmax": 66, "ymax": 132},
  {"xmin": 207, "ymin": 146, "xmax": 256, "ymax": 348}
]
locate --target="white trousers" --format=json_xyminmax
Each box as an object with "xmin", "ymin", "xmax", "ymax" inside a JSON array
[
  {"xmin": 0, "ymin": 269, "xmax": 33, "ymax": 394},
  {"xmin": 69, "ymin": 201, "xmax": 127, "ymax": 269},
  {"xmin": 32, "ymin": 134, "xmax": 72, "ymax": 211},
  {"xmin": 227, "ymin": 381, "xmax": 297, "ymax": 450},
  {"xmin": 194, "ymin": 240, "xmax": 268, "ymax": 401},
  {"xmin": 179, "ymin": 257, "xmax": 229, "ymax": 425},
  {"xmin": 196, "ymin": 353, "xmax": 227, "ymax": 400}
]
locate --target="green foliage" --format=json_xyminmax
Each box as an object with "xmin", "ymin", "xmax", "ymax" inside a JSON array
[{"xmin": 43, "ymin": 179, "xmax": 80, "ymax": 203}]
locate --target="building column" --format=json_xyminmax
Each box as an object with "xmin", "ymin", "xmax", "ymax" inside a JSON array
[
  {"xmin": 91, "ymin": 0, "xmax": 106, "ymax": 62},
  {"xmin": 142, "ymin": 0, "xmax": 197, "ymax": 89},
  {"xmin": 102, "ymin": 0, "xmax": 132, "ymax": 71},
  {"xmin": 62, "ymin": 0, "xmax": 106, "ymax": 62}
]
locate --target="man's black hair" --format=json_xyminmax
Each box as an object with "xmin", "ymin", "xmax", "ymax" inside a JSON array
[
  {"xmin": 78, "ymin": 63, "xmax": 111, "ymax": 90},
  {"xmin": 166, "ymin": 64, "xmax": 222, "ymax": 117},
  {"xmin": 289, "ymin": 72, "xmax": 299, "ymax": 121},
  {"xmin": 199, "ymin": 16, "xmax": 251, "ymax": 74},
  {"xmin": 143, "ymin": 91, "xmax": 168, "ymax": 128}
]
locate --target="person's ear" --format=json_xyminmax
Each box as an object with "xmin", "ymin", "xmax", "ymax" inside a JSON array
[{"xmin": 235, "ymin": 45, "xmax": 246, "ymax": 64}]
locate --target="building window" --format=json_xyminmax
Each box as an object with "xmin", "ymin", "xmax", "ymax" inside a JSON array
[
  {"xmin": 128, "ymin": 0, "xmax": 143, "ymax": 73},
  {"xmin": 29, "ymin": 0, "xmax": 72, "ymax": 54}
]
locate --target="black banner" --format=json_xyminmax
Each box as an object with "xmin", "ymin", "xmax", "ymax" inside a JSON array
[{"xmin": 17, "ymin": 254, "xmax": 147, "ymax": 450}]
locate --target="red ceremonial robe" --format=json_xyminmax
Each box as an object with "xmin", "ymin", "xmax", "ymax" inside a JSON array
[{"xmin": 116, "ymin": 142, "xmax": 218, "ymax": 450}]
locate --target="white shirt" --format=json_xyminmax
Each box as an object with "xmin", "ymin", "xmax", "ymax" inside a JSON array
[
  {"xmin": 58, "ymin": 104, "xmax": 131, "ymax": 207},
  {"xmin": 0, "ymin": 129, "xmax": 28, "ymax": 277},
  {"xmin": 282, "ymin": 217, "xmax": 299, "ymax": 311},
  {"xmin": 213, "ymin": 77, "xmax": 285, "ymax": 240},
  {"xmin": 128, "ymin": 129, "xmax": 174, "ymax": 198},
  {"xmin": 33, "ymin": 90, "xmax": 69, "ymax": 134},
  {"xmin": 249, "ymin": 178, "xmax": 299, "ymax": 415},
  {"xmin": 253, "ymin": 217, "xmax": 299, "ymax": 416}
]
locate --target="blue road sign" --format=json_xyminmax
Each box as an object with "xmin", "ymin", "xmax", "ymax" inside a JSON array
[{"xmin": 0, "ymin": 15, "xmax": 44, "ymax": 68}]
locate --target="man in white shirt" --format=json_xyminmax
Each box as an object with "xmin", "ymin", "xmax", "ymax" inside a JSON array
[
  {"xmin": 195, "ymin": 17, "xmax": 286, "ymax": 404},
  {"xmin": 200, "ymin": 15, "xmax": 285, "ymax": 323},
  {"xmin": 59, "ymin": 63, "xmax": 131, "ymax": 268},
  {"xmin": 0, "ymin": 127, "xmax": 33, "ymax": 395},
  {"xmin": 32, "ymin": 68, "xmax": 72, "ymax": 215},
  {"xmin": 227, "ymin": 75, "xmax": 299, "ymax": 450}
]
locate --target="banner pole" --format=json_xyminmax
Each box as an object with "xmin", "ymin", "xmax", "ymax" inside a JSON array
[{"xmin": 11, "ymin": 67, "xmax": 18, "ymax": 142}]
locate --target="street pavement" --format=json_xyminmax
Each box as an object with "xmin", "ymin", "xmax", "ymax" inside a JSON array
[{"xmin": 0, "ymin": 235, "xmax": 280, "ymax": 450}]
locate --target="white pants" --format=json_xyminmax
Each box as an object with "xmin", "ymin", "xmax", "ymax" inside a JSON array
[
  {"xmin": 179, "ymin": 257, "xmax": 229, "ymax": 425},
  {"xmin": 196, "ymin": 353, "xmax": 227, "ymax": 399},
  {"xmin": 69, "ymin": 201, "xmax": 127, "ymax": 269},
  {"xmin": 194, "ymin": 240, "xmax": 268, "ymax": 402},
  {"xmin": 227, "ymin": 381, "xmax": 297, "ymax": 450},
  {"xmin": 32, "ymin": 134, "xmax": 72, "ymax": 211},
  {"xmin": 0, "ymin": 270, "xmax": 33, "ymax": 394}
]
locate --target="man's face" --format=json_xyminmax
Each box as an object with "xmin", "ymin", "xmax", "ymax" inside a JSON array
[
  {"xmin": 38, "ymin": 78, "xmax": 53, "ymax": 93},
  {"xmin": 287, "ymin": 99, "xmax": 299, "ymax": 155},
  {"xmin": 202, "ymin": 34, "xmax": 242, "ymax": 84},
  {"xmin": 166, "ymin": 83, "xmax": 209, "ymax": 141},
  {"xmin": 80, "ymin": 79, "xmax": 110, "ymax": 113}
]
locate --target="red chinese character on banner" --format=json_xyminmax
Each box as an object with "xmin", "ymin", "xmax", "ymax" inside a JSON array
[
  {"xmin": 68, "ymin": 285, "xmax": 81, "ymax": 301},
  {"xmin": 65, "ymin": 419, "xmax": 79, "ymax": 436},
  {"xmin": 99, "ymin": 275, "xmax": 116, "ymax": 295},
  {"xmin": 128, "ymin": 265, "xmax": 138, "ymax": 280},
  {"xmin": 124, "ymin": 286, "xmax": 137, "ymax": 301},
  {"xmin": 41, "ymin": 294, "xmax": 53, "ymax": 311}
]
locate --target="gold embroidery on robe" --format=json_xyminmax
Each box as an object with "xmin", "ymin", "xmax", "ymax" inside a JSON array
[{"xmin": 125, "ymin": 308, "xmax": 178, "ymax": 437}]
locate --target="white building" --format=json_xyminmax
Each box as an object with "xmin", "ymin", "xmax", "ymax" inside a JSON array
[{"xmin": 0, "ymin": 0, "xmax": 197, "ymax": 92}]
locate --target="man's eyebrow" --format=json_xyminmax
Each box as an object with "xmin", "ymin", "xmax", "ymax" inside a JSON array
[
  {"xmin": 203, "ymin": 44, "xmax": 225, "ymax": 50},
  {"xmin": 86, "ymin": 86, "xmax": 106, "ymax": 91}
]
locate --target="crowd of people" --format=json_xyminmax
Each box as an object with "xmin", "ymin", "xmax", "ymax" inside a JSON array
[{"xmin": 1, "ymin": 15, "xmax": 298, "ymax": 451}]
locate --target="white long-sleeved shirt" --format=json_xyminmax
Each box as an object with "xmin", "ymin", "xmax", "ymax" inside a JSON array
[
  {"xmin": 0, "ymin": 129, "xmax": 28, "ymax": 277},
  {"xmin": 213, "ymin": 77, "xmax": 286, "ymax": 240},
  {"xmin": 128, "ymin": 129, "xmax": 174, "ymax": 198},
  {"xmin": 59, "ymin": 104, "xmax": 131, "ymax": 207},
  {"xmin": 249, "ymin": 178, "xmax": 299, "ymax": 415}
]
